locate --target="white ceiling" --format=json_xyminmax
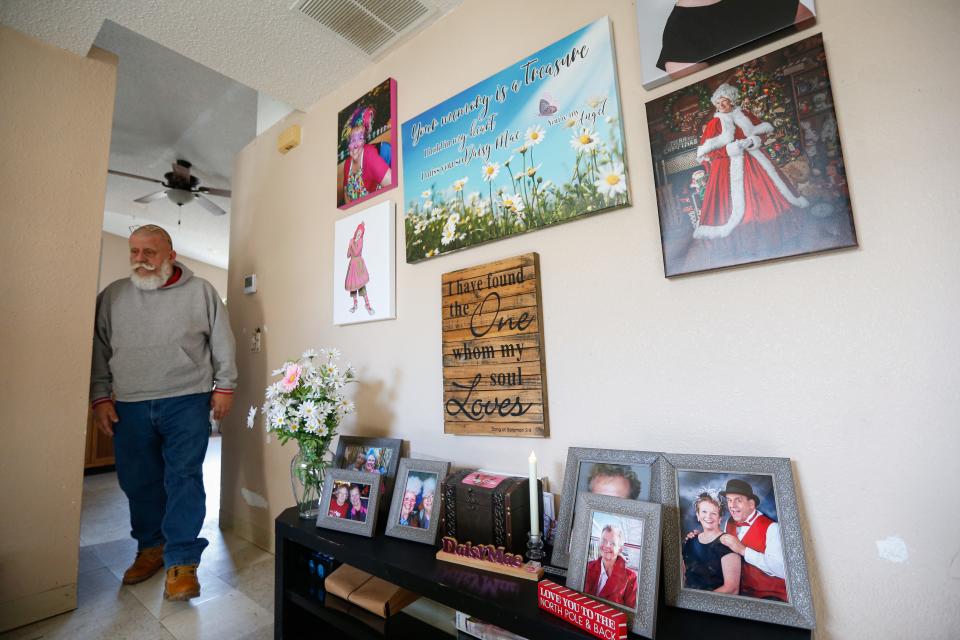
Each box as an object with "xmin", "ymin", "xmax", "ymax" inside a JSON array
[
  {"xmin": 97, "ymin": 21, "xmax": 255, "ymax": 269},
  {"xmin": 0, "ymin": 0, "xmax": 463, "ymax": 268},
  {"xmin": 0, "ymin": 0, "xmax": 462, "ymax": 110}
]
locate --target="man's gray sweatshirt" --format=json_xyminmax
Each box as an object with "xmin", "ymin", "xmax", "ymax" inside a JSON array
[{"xmin": 90, "ymin": 262, "xmax": 238, "ymax": 403}]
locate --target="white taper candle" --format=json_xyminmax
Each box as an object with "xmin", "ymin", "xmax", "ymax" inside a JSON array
[{"xmin": 528, "ymin": 451, "xmax": 539, "ymax": 537}]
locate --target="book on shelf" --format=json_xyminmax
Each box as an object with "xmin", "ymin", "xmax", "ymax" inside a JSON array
[
  {"xmin": 455, "ymin": 610, "xmax": 528, "ymax": 640},
  {"xmin": 325, "ymin": 564, "xmax": 419, "ymax": 618}
]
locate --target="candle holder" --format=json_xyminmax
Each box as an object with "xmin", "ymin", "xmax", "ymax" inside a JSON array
[{"xmin": 526, "ymin": 531, "xmax": 545, "ymax": 563}]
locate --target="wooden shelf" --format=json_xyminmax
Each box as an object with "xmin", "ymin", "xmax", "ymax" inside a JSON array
[
  {"xmin": 275, "ymin": 507, "xmax": 810, "ymax": 639},
  {"xmin": 285, "ymin": 589, "xmax": 452, "ymax": 639}
]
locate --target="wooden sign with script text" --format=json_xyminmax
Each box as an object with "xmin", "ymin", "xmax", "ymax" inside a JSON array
[{"xmin": 442, "ymin": 253, "xmax": 548, "ymax": 437}]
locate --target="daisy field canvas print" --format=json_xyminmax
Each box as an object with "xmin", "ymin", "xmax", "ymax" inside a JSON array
[{"xmin": 401, "ymin": 17, "xmax": 630, "ymax": 262}]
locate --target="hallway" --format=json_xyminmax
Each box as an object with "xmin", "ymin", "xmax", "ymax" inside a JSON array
[{"xmin": 3, "ymin": 437, "xmax": 274, "ymax": 640}]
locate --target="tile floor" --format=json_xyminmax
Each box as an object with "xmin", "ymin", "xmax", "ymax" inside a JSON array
[{"xmin": 3, "ymin": 437, "xmax": 275, "ymax": 640}]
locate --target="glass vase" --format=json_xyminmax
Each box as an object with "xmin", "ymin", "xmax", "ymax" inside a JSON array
[{"xmin": 291, "ymin": 447, "xmax": 326, "ymax": 520}]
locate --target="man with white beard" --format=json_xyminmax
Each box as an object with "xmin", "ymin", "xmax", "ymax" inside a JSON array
[{"xmin": 89, "ymin": 224, "xmax": 236, "ymax": 601}]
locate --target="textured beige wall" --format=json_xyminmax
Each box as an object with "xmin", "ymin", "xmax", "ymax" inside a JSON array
[
  {"xmin": 0, "ymin": 27, "xmax": 117, "ymax": 630},
  {"xmin": 98, "ymin": 231, "xmax": 229, "ymax": 297},
  {"xmin": 220, "ymin": 1, "xmax": 960, "ymax": 637}
]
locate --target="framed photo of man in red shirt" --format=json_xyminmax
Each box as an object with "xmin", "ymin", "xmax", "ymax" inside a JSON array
[
  {"xmin": 566, "ymin": 494, "xmax": 663, "ymax": 639},
  {"xmin": 552, "ymin": 447, "xmax": 666, "ymax": 569},
  {"xmin": 660, "ymin": 454, "xmax": 816, "ymax": 629}
]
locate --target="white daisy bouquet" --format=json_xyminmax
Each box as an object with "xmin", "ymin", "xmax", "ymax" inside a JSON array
[{"xmin": 248, "ymin": 348, "xmax": 356, "ymax": 496}]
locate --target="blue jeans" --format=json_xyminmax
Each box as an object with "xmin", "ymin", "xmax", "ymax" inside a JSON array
[{"xmin": 114, "ymin": 392, "xmax": 211, "ymax": 567}]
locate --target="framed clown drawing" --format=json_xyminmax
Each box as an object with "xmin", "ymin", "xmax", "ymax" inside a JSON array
[
  {"xmin": 645, "ymin": 34, "xmax": 856, "ymax": 277},
  {"xmin": 332, "ymin": 201, "xmax": 396, "ymax": 325}
]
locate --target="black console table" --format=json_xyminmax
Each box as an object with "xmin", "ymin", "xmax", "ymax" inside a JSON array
[{"xmin": 275, "ymin": 507, "xmax": 811, "ymax": 639}]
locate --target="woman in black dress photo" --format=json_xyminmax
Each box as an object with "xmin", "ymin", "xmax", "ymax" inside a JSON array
[
  {"xmin": 682, "ymin": 492, "xmax": 741, "ymax": 593},
  {"xmin": 657, "ymin": 0, "xmax": 815, "ymax": 79}
]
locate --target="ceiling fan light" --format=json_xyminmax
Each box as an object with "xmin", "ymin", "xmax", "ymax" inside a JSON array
[{"xmin": 167, "ymin": 189, "xmax": 195, "ymax": 207}]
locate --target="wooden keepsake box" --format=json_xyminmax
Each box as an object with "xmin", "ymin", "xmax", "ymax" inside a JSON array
[{"xmin": 440, "ymin": 470, "xmax": 542, "ymax": 556}]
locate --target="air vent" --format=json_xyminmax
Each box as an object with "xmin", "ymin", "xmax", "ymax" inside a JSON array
[{"xmin": 295, "ymin": 0, "xmax": 431, "ymax": 57}]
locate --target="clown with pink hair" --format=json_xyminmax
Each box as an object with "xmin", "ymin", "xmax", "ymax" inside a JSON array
[
  {"xmin": 345, "ymin": 221, "xmax": 374, "ymax": 315},
  {"xmin": 341, "ymin": 104, "xmax": 391, "ymax": 204}
]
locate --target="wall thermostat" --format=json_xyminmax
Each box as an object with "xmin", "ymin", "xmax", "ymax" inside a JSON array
[{"xmin": 244, "ymin": 274, "xmax": 257, "ymax": 294}]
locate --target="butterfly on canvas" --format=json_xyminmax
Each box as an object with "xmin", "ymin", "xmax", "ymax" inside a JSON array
[{"xmin": 538, "ymin": 94, "xmax": 558, "ymax": 116}]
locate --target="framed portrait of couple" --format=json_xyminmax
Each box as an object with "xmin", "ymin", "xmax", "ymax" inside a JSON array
[
  {"xmin": 316, "ymin": 469, "xmax": 383, "ymax": 538},
  {"xmin": 385, "ymin": 459, "xmax": 450, "ymax": 545},
  {"xmin": 334, "ymin": 436, "xmax": 401, "ymax": 478},
  {"xmin": 660, "ymin": 454, "xmax": 816, "ymax": 629},
  {"xmin": 554, "ymin": 448, "xmax": 815, "ymax": 631}
]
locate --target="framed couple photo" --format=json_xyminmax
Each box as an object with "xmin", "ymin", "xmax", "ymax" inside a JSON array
[
  {"xmin": 385, "ymin": 459, "xmax": 450, "ymax": 545},
  {"xmin": 316, "ymin": 469, "xmax": 383, "ymax": 538},
  {"xmin": 660, "ymin": 453, "xmax": 816, "ymax": 629},
  {"xmin": 554, "ymin": 448, "xmax": 815, "ymax": 631},
  {"xmin": 334, "ymin": 436, "xmax": 402, "ymax": 477},
  {"xmin": 334, "ymin": 436, "xmax": 402, "ymax": 521}
]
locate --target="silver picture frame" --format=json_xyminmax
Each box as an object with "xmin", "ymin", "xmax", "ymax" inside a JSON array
[
  {"xmin": 552, "ymin": 447, "xmax": 665, "ymax": 568},
  {"xmin": 566, "ymin": 493, "xmax": 662, "ymax": 639},
  {"xmin": 660, "ymin": 453, "xmax": 815, "ymax": 629},
  {"xmin": 316, "ymin": 469, "xmax": 382, "ymax": 538},
  {"xmin": 384, "ymin": 458, "xmax": 450, "ymax": 545},
  {"xmin": 334, "ymin": 435, "xmax": 403, "ymax": 521}
]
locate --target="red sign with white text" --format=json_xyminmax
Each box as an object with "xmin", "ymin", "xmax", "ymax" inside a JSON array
[{"xmin": 537, "ymin": 580, "xmax": 628, "ymax": 640}]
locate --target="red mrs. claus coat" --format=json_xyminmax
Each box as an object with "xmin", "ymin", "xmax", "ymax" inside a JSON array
[
  {"xmin": 694, "ymin": 107, "xmax": 808, "ymax": 239},
  {"xmin": 584, "ymin": 556, "xmax": 638, "ymax": 608}
]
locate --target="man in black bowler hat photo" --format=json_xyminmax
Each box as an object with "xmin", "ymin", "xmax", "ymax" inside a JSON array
[{"xmin": 717, "ymin": 478, "xmax": 787, "ymax": 601}]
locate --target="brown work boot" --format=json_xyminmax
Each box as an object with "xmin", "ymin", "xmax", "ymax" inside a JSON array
[
  {"xmin": 122, "ymin": 545, "xmax": 165, "ymax": 585},
  {"xmin": 164, "ymin": 564, "xmax": 200, "ymax": 601}
]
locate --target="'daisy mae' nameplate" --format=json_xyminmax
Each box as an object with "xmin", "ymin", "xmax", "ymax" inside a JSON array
[{"xmin": 436, "ymin": 536, "xmax": 544, "ymax": 581}]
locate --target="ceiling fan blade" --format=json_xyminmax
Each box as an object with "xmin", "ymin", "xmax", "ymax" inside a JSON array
[
  {"xmin": 109, "ymin": 169, "xmax": 164, "ymax": 185},
  {"xmin": 195, "ymin": 194, "xmax": 227, "ymax": 216},
  {"xmin": 134, "ymin": 190, "xmax": 169, "ymax": 204},
  {"xmin": 198, "ymin": 186, "xmax": 232, "ymax": 198}
]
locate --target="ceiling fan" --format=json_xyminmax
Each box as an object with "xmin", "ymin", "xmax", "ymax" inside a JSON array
[{"xmin": 108, "ymin": 159, "xmax": 231, "ymax": 216}]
